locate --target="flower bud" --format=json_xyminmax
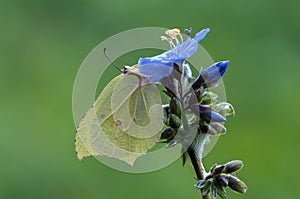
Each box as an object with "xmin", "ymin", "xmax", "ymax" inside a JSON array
[
  {"xmin": 227, "ymin": 176, "xmax": 248, "ymax": 194},
  {"xmin": 207, "ymin": 111, "xmax": 227, "ymax": 123},
  {"xmin": 200, "ymin": 91, "xmax": 217, "ymax": 105},
  {"xmin": 207, "ymin": 125, "xmax": 218, "ymax": 135},
  {"xmin": 192, "ymin": 61, "xmax": 229, "ymax": 89},
  {"xmin": 224, "ymin": 160, "xmax": 244, "ymax": 174},
  {"xmin": 168, "ymin": 114, "xmax": 182, "ymax": 129},
  {"xmin": 215, "ymin": 175, "xmax": 228, "ymax": 187},
  {"xmin": 210, "ymin": 122, "xmax": 227, "ymax": 134},
  {"xmin": 205, "ymin": 173, "xmax": 213, "ymax": 180},
  {"xmin": 213, "ymin": 165, "xmax": 225, "ymax": 175},
  {"xmin": 160, "ymin": 128, "xmax": 176, "ymax": 140},
  {"xmin": 169, "ymin": 97, "xmax": 181, "ymax": 117},
  {"xmin": 214, "ymin": 102, "xmax": 235, "ymax": 117},
  {"xmin": 201, "ymin": 61, "xmax": 229, "ymax": 87},
  {"xmin": 198, "ymin": 105, "xmax": 227, "ymax": 123}
]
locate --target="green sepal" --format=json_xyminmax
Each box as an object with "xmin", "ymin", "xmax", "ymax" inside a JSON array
[
  {"xmin": 195, "ymin": 180, "xmax": 206, "ymax": 189},
  {"xmin": 168, "ymin": 114, "xmax": 182, "ymax": 130}
]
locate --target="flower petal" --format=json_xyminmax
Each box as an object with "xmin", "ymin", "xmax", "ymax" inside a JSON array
[
  {"xmin": 138, "ymin": 58, "xmax": 173, "ymax": 82},
  {"xmin": 194, "ymin": 28, "xmax": 210, "ymax": 43}
]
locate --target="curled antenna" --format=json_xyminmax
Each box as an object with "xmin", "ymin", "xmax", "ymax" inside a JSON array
[{"xmin": 103, "ymin": 48, "xmax": 123, "ymax": 73}]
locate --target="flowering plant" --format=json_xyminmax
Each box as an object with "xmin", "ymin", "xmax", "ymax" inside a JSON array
[
  {"xmin": 75, "ymin": 27, "xmax": 247, "ymax": 199},
  {"xmin": 139, "ymin": 27, "xmax": 247, "ymax": 199}
]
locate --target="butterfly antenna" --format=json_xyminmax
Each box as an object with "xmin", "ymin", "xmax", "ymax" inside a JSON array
[{"xmin": 103, "ymin": 48, "xmax": 123, "ymax": 73}]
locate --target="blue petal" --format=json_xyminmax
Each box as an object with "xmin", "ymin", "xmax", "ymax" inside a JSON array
[
  {"xmin": 194, "ymin": 28, "xmax": 210, "ymax": 43},
  {"xmin": 171, "ymin": 38, "xmax": 198, "ymax": 60},
  {"xmin": 138, "ymin": 58, "xmax": 173, "ymax": 82}
]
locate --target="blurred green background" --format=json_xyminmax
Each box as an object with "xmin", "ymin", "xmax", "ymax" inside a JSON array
[{"xmin": 1, "ymin": 0, "xmax": 299, "ymax": 198}]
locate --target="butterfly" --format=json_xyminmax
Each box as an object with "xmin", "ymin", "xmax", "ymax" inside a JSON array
[{"xmin": 75, "ymin": 49, "xmax": 165, "ymax": 166}]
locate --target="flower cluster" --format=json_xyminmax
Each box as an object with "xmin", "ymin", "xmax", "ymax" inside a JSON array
[
  {"xmin": 195, "ymin": 160, "xmax": 248, "ymax": 199},
  {"xmin": 137, "ymin": 27, "xmax": 247, "ymax": 199}
]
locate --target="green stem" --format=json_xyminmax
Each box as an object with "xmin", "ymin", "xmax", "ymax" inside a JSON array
[{"xmin": 187, "ymin": 147, "xmax": 211, "ymax": 199}]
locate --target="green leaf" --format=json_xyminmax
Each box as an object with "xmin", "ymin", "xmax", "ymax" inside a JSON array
[{"xmin": 75, "ymin": 75, "xmax": 164, "ymax": 165}]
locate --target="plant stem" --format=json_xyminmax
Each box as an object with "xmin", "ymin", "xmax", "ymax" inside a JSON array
[{"xmin": 187, "ymin": 147, "xmax": 211, "ymax": 199}]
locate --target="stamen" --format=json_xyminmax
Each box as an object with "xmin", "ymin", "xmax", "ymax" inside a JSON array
[
  {"xmin": 174, "ymin": 37, "xmax": 180, "ymax": 45},
  {"xmin": 178, "ymin": 33, "xmax": 184, "ymax": 43},
  {"xmin": 103, "ymin": 48, "xmax": 123, "ymax": 73},
  {"xmin": 171, "ymin": 28, "xmax": 180, "ymax": 35},
  {"xmin": 165, "ymin": 29, "xmax": 173, "ymax": 38},
  {"xmin": 169, "ymin": 41, "xmax": 176, "ymax": 48},
  {"xmin": 161, "ymin": 36, "xmax": 175, "ymax": 49},
  {"xmin": 165, "ymin": 29, "xmax": 180, "ymax": 39},
  {"xmin": 160, "ymin": 36, "xmax": 171, "ymax": 42},
  {"xmin": 169, "ymin": 41, "xmax": 176, "ymax": 49}
]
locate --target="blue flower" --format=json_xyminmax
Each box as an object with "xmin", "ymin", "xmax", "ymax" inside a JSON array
[{"xmin": 138, "ymin": 28, "xmax": 210, "ymax": 82}]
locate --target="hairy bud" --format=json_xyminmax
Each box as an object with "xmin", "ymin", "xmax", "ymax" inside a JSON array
[
  {"xmin": 228, "ymin": 176, "xmax": 248, "ymax": 194},
  {"xmin": 224, "ymin": 160, "xmax": 244, "ymax": 174},
  {"xmin": 215, "ymin": 175, "xmax": 228, "ymax": 187}
]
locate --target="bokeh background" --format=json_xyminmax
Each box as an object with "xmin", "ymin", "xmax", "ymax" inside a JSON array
[{"xmin": 1, "ymin": 0, "xmax": 299, "ymax": 198}]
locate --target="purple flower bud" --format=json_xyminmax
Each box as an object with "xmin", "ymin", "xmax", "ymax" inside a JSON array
[
  {"xmin": 228, "ymin": 176, "xmax": 248, "ymax": 194},
  {"xmin": 224, "ymin": 160, "xmax": 244, "ymax": 174},
  {"xmin": 213, "ymin": 165, "xmax": 225, "ymax": 175},
  {"xmin": 215, "ymin": 175, "xmax": 228, "ymax": 187}
]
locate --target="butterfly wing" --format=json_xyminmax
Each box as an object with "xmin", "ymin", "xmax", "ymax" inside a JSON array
[{"xmin": 75, "ymin": 74, "xmax": 164, "ymax": 166}]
